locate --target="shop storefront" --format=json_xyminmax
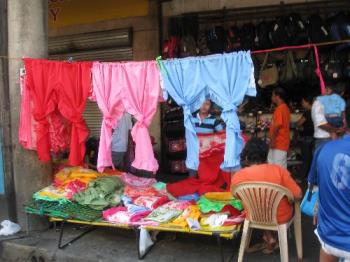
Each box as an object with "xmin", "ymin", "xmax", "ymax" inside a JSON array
[{"xmin": 1, "ymin": 0, "xmax": 350, "ymax": 261}]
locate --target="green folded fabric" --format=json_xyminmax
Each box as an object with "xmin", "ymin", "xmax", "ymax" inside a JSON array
[
  {"xmin": 73, "ymin": 176, "xmax": 124, "ymax": 210},
  {"xmin": 197, "ymin": 195, "xmax": 242, "ymax": 213}
]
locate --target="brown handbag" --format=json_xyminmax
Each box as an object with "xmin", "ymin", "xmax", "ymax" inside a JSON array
[{"xmin": 258, "ymin": 53, "xmax": 279, "ymax": 88}]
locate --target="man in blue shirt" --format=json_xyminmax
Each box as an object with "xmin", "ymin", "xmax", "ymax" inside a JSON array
[{"xmin": 308, "ymin": 99, "xmax": 350, "ymax": 261}]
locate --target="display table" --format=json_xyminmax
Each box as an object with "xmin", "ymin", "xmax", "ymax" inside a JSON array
[{"xmin": 25, "ymin": 213, "xmax": 241, "ymax": 262}]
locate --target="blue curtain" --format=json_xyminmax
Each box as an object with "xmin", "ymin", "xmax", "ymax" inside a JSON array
[
  {"xmin": 204, "ymin": 52, "xmax": 256, "ymax": 170},
  {"xmin": 161, "ymin": 52, "xmax": 256, "ymax": 171}
]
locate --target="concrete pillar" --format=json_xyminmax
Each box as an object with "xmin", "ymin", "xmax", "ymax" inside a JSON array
[{"xmin": 8, "ymin": 0, "xmax": 51, "ymax": 229}]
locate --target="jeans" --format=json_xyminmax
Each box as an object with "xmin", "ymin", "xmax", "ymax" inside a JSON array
[
  {"xmin": 299, "ymin": 136, "xmax": 314, "ymax": 178},
  {"xmin": 314, "ymin": 138, "xmax": 331, "ymax": 151}
]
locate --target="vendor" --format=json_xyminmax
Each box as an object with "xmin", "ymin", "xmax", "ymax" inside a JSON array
[
  {"xmin": 296, "ymin": 94, "xmax": 315, "ymax": 178},
  {"xmin": 111, "ymin": 112, "xmax": 132, "ymax": 171},
  {"xmin": 191, "ymin": 99, "xmax": 225, "ymax": 134},
  {"xmin": 188, "ymin": 99, "xmax": 225, "ymax": 177}
]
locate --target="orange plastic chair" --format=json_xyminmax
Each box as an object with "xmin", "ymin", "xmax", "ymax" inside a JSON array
[{"xmin": 232, "ymin": 182, "xmax": 302, "ymax": 262}]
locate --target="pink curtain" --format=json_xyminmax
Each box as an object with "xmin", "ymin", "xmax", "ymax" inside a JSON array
[
  {"xmin": 119, "ymin": 61, "xmax": 160, "ymax": 173},
  {"xmin": 92, "ymin": 62, "xmax": 125, "ymax": 172}
]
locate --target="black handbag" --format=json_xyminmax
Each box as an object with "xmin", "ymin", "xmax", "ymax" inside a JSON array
[
  {"xmin": 323, "ymin": 52, "xmax": 343, "ymax": 81},
  {"xmin": 295, "ymin": 49, "xmax": 318, "ymax": 84}
]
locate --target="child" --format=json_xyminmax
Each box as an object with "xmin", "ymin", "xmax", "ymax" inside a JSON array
[{"xmin": 317, "ymin": 82, "xmax": 346, "ymax": 130}]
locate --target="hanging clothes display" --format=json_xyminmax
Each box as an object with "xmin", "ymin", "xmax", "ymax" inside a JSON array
[
  {"xmin": 23, "ymin": 58, "xmax": 92, "ymax": 166},
  {"xmin": 205, "ymin": 51, "xmax": 256, "ymax": 170},
  {"xmin": 92, "ymin": 62, "xmax": 125, "ymax": 172},
  {"xmin": 23, "ymin": 58, "xmax": 61, "ymax": 162},
  {"xmin": 118, "ymin": 61, "xmax": 160, "ymax": 173},
  {"xmin": 19, "ymin": 71, "xmax": 37, "ymax": 150},
  {"xmin": 160, "ymin": 52, "xmax": 256, "ymax": 171},
  {"xmin": 57, "ymin": 61, "xmax": 92, "ymax": 166}
]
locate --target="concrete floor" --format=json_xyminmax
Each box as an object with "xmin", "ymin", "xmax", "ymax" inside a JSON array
[{"xmin": 0, "ymin": 214, "xmax": 320, "ymax": 262}]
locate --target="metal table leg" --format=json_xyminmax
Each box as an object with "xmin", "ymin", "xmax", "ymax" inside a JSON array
[{"xmin": 57, "ymin": 220, "xmax": 96, "ymax": 249}]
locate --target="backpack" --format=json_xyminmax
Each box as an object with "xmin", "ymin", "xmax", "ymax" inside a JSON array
[
  {"xmin": 197, "ymin": 31, "xmax": 211, "ymax": 56},
  {"xmin": 328, "ymin": 12, "xmax": 350, "ymax": 51},
  {"xmin": 226, "ymin": 25, "xmax": 241, "ymax": 52},
  {"xmin": 179, "ymin": 35, "xmax": 197, "ymax": 58},
  {"xmin": 285, "ymin": 13, "xmax": 308, "ymax": 45},
  {"xmin": 206, "ymin": 26, "xmax": 225, "ymax": 54},
  {"xmin": 162, "ymin": 36, "xmax": 180, "ymax": 59},
  {"xmin": 239, "ymin": 23, "xmax": 256, "ymax": 50},
  {"xmin": 307, "ymin": 14, "xmax": 330, "ymax": 43},
  {"xmin": 269, "ymin": 17, "xmax": 291, "ymax": 47},
  {"xmin": 256, "ymin": 21, "xmax": 272, "ymax": 50}
]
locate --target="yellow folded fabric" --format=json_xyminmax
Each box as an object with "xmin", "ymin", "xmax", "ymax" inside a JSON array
[{"xmin": 204, "ymin": 192, "xmax": 234, "ymax": 201}]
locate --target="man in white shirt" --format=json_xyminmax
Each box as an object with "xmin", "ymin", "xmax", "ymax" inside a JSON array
[
  {"xmin": 311, "ymin": 99, "xmax": 343, "ymax": 149},
  {"xmin": 111, "ymin": 112, "xmax": 132, "ymax": 170}
]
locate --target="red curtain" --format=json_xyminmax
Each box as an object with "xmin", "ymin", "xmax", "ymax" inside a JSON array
[
  {"xmin": 23, "ymin": 59, "xmax": 58, "ymax": 162},
  {"xmin": 57, "ymin": 62, "xmax": 92, "ymax": 166},
  {"xmin": 23, "ymin": 59, "xmax": 92, "ymax": 166}
]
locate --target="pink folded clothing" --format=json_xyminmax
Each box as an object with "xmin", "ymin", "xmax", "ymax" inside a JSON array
[
  {"xmin": 103, "ymin": 206, "xmax": 151, "ymax": 224},
  {"xmin": 103, "ymin": 206, "xmax": 126, "ymax": 219},
  {"xmin": 120, "ymin": 173, "xmax": 157, "ymax": 188},
  {"xmin": 124, "ymin": 185, "xmax": 162, "ymax": 198},
  {"xmin": 134, "ymin": 196, "xmax": 169, "ymax": 210},
  {"xmin": 161, "ymin": 200, "xmax": 193, "ymax": 211}
]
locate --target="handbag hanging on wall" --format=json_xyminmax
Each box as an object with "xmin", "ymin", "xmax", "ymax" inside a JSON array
[
  {"xmin": 258, "ymin": 53, "xmax": 279, "ymax": 88},
  {"xmin": 279, "ymin": 50, "xmax": 298, "ymax": 85}
]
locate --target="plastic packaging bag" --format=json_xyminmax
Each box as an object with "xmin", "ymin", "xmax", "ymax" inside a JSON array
[
  {"xmin": 139, "ymin": 227, "xmax": 154, "ymax": 257},
  {"xmin": 0, "ymin": 220, "xmax": 21, "ymax": 236}
]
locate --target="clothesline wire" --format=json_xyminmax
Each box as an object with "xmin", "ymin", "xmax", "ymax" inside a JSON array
[
  {"xmin": 0, "ymin": 39, "xmax": 349, "ymax": 61},
  {"xmin": 251, "ymin": 39, "xmax": 350, "ymax": 54}
]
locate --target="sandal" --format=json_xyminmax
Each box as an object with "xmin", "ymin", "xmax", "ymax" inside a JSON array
[
  {"xmin": 262, "ymin": 243, "xmax": 279, "ymax": 255},
  {"xmin": 246, "ymin": 242, "xmax": 267, "ymax": 253}
]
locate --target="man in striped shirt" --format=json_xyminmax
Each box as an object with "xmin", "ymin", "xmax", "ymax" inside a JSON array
[
  {"xmin": 188, "ymin": 100, "xmax": 225, "ymax": 177},
  {"xmin": 191, "ymin": 100, "xmax": 225, "ymax": 134}
]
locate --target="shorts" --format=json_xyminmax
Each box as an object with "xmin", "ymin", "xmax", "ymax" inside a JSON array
[
  {"xmin": 112, "ymin": 151, "xmax": 125, "ymax": 170},
  {"xmin": 267, "ymin": 149, "xmax": 287, "ymax": 169},
  {"xmin": 315, "ymin": 229, "xmax": 350, "ymax": 260},
  {"xmin": 326, "ymin": 115, "xmax": 343, "ymax": 128}
]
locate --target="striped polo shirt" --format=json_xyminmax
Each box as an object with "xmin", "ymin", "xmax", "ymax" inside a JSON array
[{"xmin": 190, "ymin": 113, "xmax": 225, "ymax": 134}]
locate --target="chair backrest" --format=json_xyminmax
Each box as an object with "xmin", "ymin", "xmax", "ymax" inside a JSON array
[{"xmin": 232, "ymin": 182, "xmax": 294, "ymax": 226}]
